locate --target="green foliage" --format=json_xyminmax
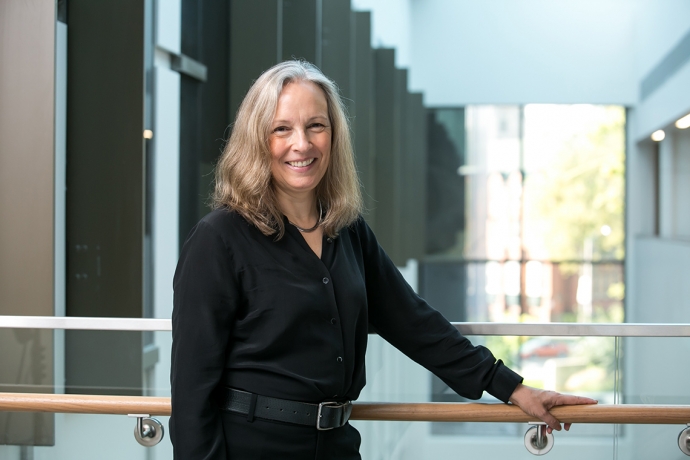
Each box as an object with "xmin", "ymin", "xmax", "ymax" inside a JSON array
[
  {"xmin": 484, "ymin": 335, "xmax": 520, "ymax": 369},
  {"xmin": 607, "ymin": 282, "xmax": 625, "ymax": 301},
  {"xmin": 527, "ymin": 107, "xmax": 625, "ymax": 261},
  {"xmin": 574, "ymin": 337, "xmax": 618, "ymax": 376},
  {"xmin": 593, "ymin": 303, "xmax": 624, "ymax": 323}
]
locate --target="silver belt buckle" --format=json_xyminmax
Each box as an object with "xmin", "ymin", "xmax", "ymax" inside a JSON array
[{"xmin": 316, "ymin": 401, "xmax": 351, "ymax": 431}]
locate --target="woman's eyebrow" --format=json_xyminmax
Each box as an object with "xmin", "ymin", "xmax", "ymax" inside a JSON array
[{"xmin": 272, "ymin": 115, "xmax": 328, "ymax": 124}]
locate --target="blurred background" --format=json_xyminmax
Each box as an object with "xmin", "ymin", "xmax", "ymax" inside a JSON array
[{"xmin": 1, "ymin": 0, "xmax": 689, "ymax": 459}]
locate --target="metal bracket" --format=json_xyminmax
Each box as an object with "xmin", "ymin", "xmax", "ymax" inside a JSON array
[
  {"xmin": 129, "ymin": 413, "xmax": 164, "ymax": 447},
  {"xmin": 171, "ymin": 54, "xmax": 207, "ymax": 82},
  {"xmin": 679, "ymin": 424, "xmax": 690, "ymax": 456},
  {"xmin": 524, "ymin": 422, "xmax": 554, "ymax": 456}
]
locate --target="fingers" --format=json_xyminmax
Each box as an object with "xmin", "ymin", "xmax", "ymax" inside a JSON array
[
  {"xmin": 537, "ymin": 409, "xmax": 562, "ymax": 432},
  {"xmin": 552, "ymin": 393, "xmax": 598, "ymax": 406},
  {"xmin": 512, "ymin": 386, "xmax": 590, "ymax": 432}
]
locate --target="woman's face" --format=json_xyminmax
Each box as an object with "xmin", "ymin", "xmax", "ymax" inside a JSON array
[{"xmin": 269, "ymin": 80, "xmax": 331, "ymax": 199}]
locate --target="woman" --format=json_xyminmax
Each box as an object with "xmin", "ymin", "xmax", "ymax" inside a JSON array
[{"xmin": 170, "ymin": 60, "xmax": 595, "ymax": 459}]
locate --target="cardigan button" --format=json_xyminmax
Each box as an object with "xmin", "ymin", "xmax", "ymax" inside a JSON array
[
  {"xmin": 322, "ymin": 277, "xmax": 329, "ymax": 285},
  {"xmin": 336, "ymin": 356, "xmax": 343, "ymax": 363},
  {"xmin": 330, "ymin": 318, "xmax": 337, "ymax": 325},
  {"xmin": 326, "ymin": 237, "xmax": 333, "ymax": 243}
]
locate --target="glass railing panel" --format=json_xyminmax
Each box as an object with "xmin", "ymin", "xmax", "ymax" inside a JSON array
[
  {"xmin": 0, "ymin": 328, "xmax": 173, "ymax": 397},
  {"xmin": 2, "ymin": 322, "xmax": 688, "ymax": 460},
  {"xmin": 0, "ymin": 413, "xmax": 172, "ymax": 460},
  {"xmin": 0, "ymin": 326, "xmax": 173, "ymax": 452},
  {"xmin": 615, "ymin": 336, "xmax": 690, "ymax": 460},
  {"xmin": 354, "ymin": 334, "xmax": 622, "ymax": 460},
  {"xmin": 0, "ymin": 327, "xmax": 56, "ymax": 447},
  {"xmin": 355, "ymin": 334, "xmax": 690, "ymax": 460},
  {"xmin": 430, "ymin": 334, "xmax": 618, "ymax": 441}
]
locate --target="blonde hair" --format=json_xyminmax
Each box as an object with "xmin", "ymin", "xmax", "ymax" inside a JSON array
[{"xmin": 213, "ymin": 60, "xmax": 362, "ymax": 239}]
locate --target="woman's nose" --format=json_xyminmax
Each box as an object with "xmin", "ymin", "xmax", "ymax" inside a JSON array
[{"xmin": 291, "ymin": 128, "xmax": 311, "ymax": 151}]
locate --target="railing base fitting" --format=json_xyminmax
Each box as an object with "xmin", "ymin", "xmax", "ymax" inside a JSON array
[
  {"xmin": 129, "ymin": 414, "xmax": 164, "ymax": 447},
  {"xmin": 525, "ymin": 422, "xmax": 554, "ymax": 455},
  {"xmin": 679, "ymin": 424, "xmax": 690, "ymax": 456}
]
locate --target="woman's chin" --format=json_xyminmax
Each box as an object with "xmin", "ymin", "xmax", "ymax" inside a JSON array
[{"xmin": 276, "ymin": 181, "xmax": 320, "ymax": 196}]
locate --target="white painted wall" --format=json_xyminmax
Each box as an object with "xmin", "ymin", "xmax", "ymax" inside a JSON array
[
  {"xmin": 623, "ymin": 2, "xmax": 690, "ymax": 455},
  {"xmin": 626, "ymin": 238, "xmax": 690, "ymax": 459},
  {"xmin": 409, "ymin": 0, "xmax": 637, "ymax": 105},
  {"xmin": 631, "ymin": 0, "xmax": 690, "ymax": 80},
  {"xmin": 633, "ymin": 59, "xmax": 690, "ymax": 140}
]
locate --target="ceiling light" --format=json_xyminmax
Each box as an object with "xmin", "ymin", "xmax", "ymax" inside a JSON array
[
  {"xmin": 143, "ymin": 129, "xmax": 154, "ymax": 139},
  {"xmin": 676, "ymin": 114, "xmax": 690, "ymax": 129},
  {"xmin": 651, "ymin": 130, "xmax": 665, "ymax": 142}
]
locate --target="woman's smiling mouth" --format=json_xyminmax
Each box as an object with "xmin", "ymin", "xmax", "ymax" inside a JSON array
[{"xmin": 287, "ymin": 158, "xmax": 315, "ymax": 167}]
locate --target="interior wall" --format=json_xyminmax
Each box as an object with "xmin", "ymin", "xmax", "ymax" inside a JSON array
[
  {"xmin": 408, "ymin": 0, "xmax": 636, "ymax": 105},
  {"xmin": 631, "ymin": 0, "xmax": 690, "ymax": 80},
  {"xmin": 0, "ymin": 0, "xmax": 56, "ymax": 318},
  {"xmin": 356, "ymin": 0, "xmax": 689, "ymax": 108},
  {"xmin": 625, "ymin": 0, "xmax": 690, "ymax": 319},
  {"xmin": 0, "ymin": 0, "xmax": 57, "ymax": 448}
]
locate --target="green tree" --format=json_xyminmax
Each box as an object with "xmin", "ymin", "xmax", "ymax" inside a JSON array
[{"xmin": 527, "ymin": 107, "xmax": 625, "ymax": 261}]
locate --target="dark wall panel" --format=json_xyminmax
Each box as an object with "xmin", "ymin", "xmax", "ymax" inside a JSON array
[
  {"xmin": 374, "ymin": 49, "xmax": 403, "ymax": 265},
  {"xmin": 229, "ymin": 0, "xmax": 279, "ymax": 118},
  {"xmin": 396, "ymin": 69, "xmax": 409, "ymax": 262},
  {"xmin": 282, "ymin": 0, "xmax": 318, "ymax": 64},
  {"xmin": 351, "ymin": 12, "xmax": 376, "ymax": 230},
  {"xmin": 321, "ymin": 0, "xmax": 351, "ymax": 99},
  {"xmin": 406, "ymin": 93, "xmax": 427, "ymax": 260},
  {"xmin": 180, "ymin": 0, "xmax": 230, "ymax": 244},
  {"xmin": 66, "ymin": 0, "xmax": 145, "ymax": 318},
  {"xmin": 66, "ymin": 0, "xmax": 147, "ymax": 395}
]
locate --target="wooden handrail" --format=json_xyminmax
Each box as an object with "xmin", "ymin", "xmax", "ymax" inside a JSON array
[
  {"xmin": 1, "ymin": 393, "xmax": 689, "ymax": 425},
  {"xmin": 0, "ymin": 393, "xmax": 171, "ymax": 416}
]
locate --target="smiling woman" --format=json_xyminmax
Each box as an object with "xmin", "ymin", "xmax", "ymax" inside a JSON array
[
  {"xmin": 212, "ymin": 60, "xmax": 362, "ymax": 241},
  {"xmin": 269, "ymin": 81, "xmax": 332, "ymax": 234},
  {"xmin": 170, "ymin": 60, "xmax": 596, "ymax": 460}
]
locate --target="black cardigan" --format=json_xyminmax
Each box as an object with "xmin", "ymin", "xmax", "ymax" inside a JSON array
[{"xmin": 170, "ymin": 208, "xmax": 523, "ymax": 458}]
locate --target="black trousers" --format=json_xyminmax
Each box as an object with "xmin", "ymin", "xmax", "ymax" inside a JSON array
[{"xmin": 221, "ymin": 411, "xmax": 362, "ymax": 459}]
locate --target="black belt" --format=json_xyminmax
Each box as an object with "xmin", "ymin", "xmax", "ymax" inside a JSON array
[{"xmin": 218, "ymin": 387, "xmax": 353, "ymax": 431}]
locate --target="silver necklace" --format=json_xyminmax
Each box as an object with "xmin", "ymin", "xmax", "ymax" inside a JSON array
[{"xmin": 288, "ymin": 201, "xmax": 323, "ymax": 233}]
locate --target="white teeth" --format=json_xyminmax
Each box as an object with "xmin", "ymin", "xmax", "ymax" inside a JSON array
[{"xmin": 287, "ymin": 158, "xmax": 315, "ymax": 167}]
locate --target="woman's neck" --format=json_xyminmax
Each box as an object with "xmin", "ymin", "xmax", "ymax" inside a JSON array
[{"xmin": 275, "ymin": 189, "xmax": 319, "ymax": 227}]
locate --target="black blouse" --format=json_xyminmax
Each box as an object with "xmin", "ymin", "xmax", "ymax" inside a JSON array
[{"xmin": 170, "ymin": 208, "xmax": 523, "ymax": 459}]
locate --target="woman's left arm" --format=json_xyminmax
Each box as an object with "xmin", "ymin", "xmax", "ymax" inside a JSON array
[
  {"xmin": 357, "ymin": 219, "xmax": 520, "ymax": 402},
  {"xmin": 356, "ymin": 219, "xmax": 597, "ymax": 420}
]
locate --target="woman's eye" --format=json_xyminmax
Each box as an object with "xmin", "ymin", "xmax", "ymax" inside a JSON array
[
  {"xmin": 309, "ymin": 123, "xmax": 327, "ymax": 131},
  {"xmin": 272, "ymin": 126, "xmax": 290, "ymax": 134}
]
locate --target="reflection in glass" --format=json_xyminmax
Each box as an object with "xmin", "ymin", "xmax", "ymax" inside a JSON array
[{"xmin": 0, "ymin": 329, "xmax": 54, "ymax": 446}]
